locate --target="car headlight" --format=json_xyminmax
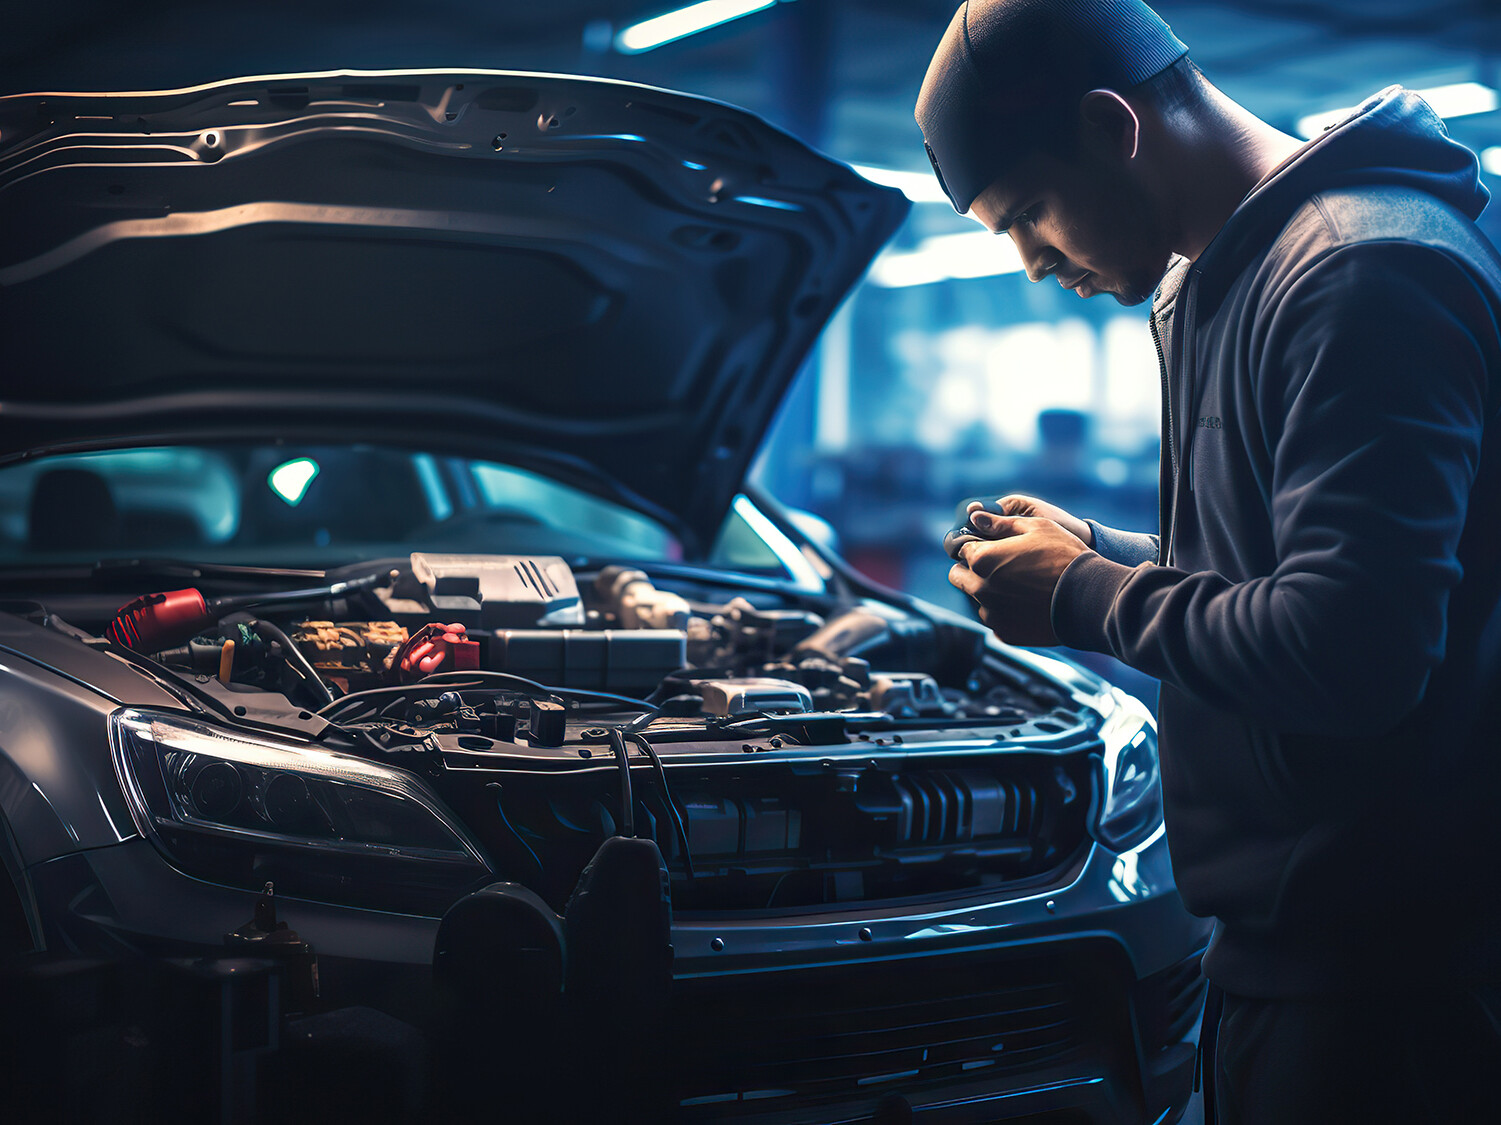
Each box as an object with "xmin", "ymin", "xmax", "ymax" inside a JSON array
[
  {"xmin": 110, "ymin": 708, "xmax": 491, "ymax": 914},
  {"xmin": 1092, "ymin": 689, "xmax": 1164, "ymax": 852}
]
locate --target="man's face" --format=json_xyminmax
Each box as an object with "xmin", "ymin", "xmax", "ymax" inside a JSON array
[{"xmin": 969, "ymin": 145, "xmax": 1172, "ymax": 306}]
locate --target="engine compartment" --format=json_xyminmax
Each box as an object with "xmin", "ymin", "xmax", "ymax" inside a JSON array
[{"xmin": 53, "ymin": 553, "xmax": 1106, "ymax": 915}]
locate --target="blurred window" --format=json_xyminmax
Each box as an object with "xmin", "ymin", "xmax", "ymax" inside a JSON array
[
  {"xmin": 469, "ymin": 462, "xmax": 678, "ymax": 558},
  {"xmin": 0, "ymin": 443, "xmax": 684, "ymax": 566}
]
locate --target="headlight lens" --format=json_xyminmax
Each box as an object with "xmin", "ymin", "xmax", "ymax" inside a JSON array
[
  {"xmin": 110, "ymin": 708, "xmax": 490, "ymax": 913},
  {"xmin": 1093, "ymin": 689, "xmax": 1164, "ymax": 852}
]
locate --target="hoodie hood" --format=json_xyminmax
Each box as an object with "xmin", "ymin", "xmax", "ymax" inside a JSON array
[{"xmin": 1198, "ymin": 86, "xmax": 1489, "ymax": 291}]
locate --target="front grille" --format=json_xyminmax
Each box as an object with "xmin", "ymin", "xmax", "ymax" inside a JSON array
[
  {"xmin": 673, "ymin": 944, "xmax": 1132, "ymax": 1118},
  {"xmin": 475, "ymin": 750, "xmax": 1096, "ymax": 913}
]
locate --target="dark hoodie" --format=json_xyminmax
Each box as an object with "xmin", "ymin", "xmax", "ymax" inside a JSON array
[{"xmin": 1053, "ymin": 88, "xmax": 1501, "ymax": 997}]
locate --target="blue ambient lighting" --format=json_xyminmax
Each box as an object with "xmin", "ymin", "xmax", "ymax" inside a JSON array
[{"xmin": 734, "ymin": 195, "xmax": 802, "ymax": 212}]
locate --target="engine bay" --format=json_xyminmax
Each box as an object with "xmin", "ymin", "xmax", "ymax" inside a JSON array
[{"xmin": 55, "ymin": 553, "xmax": 1106, "ymax": 915}]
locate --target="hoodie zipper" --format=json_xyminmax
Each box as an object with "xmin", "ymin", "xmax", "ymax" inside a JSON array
[
  {"xmin": 1150, "ymin": 312, "xmax": 1176, "ymax": 480},
  {"xmin": 1150, "ymin": 310, "xmax": 1176, "ymax": 566},
  {"xmin": 1179, "ymin": 278, "xmax": 1200, "ymax": 496}
]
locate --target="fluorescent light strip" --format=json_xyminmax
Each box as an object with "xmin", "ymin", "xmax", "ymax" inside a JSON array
[
  {"xmin": 868, "ymin": 230, "xmax": 1026, "ymax": 288},
  {"xmin": 850, "ymin": 164, "xmax": 951, "ymax": 205},
  {"xmin": 1297, "ymin": 82, "xmax": 1498, "ymax": 139},
  {"xmin": 616, "ymin": 0, "xmax": 777, "ymax": 54},
  {"xmin": 1482, "ymin": 147, "xmax": 1501, "ymax": 177}
]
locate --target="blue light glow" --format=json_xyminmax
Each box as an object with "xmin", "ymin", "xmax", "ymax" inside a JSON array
[{"xmin": 734, "ymin": 195, "xmax": 802, "ymax": 212}]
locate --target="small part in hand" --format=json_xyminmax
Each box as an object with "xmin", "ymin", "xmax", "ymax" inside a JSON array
[{"xmin": 944, "ymin": 499, "xmax": 1007, "ymax": 560}]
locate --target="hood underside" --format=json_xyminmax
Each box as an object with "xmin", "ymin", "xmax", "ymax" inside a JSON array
[{"xmin": 0, "ymin": 70, "xmax": 909, "ymax": 548}]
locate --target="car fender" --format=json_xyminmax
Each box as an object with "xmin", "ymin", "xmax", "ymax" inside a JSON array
[{"xmin": 0, "ymin": 636, "xmax": 154, "ymax": 865}]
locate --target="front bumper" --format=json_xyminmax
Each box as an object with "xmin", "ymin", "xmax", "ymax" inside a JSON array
[
  {"xmin": 23, "ymin": 823, "xmax": 1210, "ymax": 1123},
  {"xmin": 664, "ymin": 828, "xmax": 1208, "ymax": 1123}
]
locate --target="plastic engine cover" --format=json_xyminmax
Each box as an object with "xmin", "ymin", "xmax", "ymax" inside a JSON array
[{"xmin": 410, "ymin": 553, "xmax": 584, "ymax": 628}]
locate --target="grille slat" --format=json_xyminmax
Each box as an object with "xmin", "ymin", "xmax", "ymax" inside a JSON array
[
  {"xmin": 735, "ymin": 1026, "xmax": 1083, "ymax": 1080},
  {"xmin": 727, "ymin": 1005, "xmax": 1074, "ymax": 1058},
  {"xmin": 673, "ymin": 947, "xmax": 1125, "ymax": 1116},
  {"xmin": 732, "ymin": 1011, "xmax": 1077, "ymax": 1068},
  {"xmin": 723, "ymin": 986, "xmax": 1068, "ymax": 1030}
]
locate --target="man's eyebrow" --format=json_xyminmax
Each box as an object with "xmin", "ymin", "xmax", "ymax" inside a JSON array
[{"xmin": 988, "ymin": 205, "xmax": 1024, "ymax": 234}]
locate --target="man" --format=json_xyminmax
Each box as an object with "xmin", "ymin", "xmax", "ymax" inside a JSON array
[{"xmin": 916, "ymin": 1, "xmax": 1501, "ymax": 1121}]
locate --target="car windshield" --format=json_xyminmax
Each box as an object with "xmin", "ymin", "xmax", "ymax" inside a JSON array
[{"xmin": 0, "ymin": 443, "xmax": 684, "ymax": 567}]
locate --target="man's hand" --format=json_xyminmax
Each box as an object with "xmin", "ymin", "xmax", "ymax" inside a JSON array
[
  {"xmin": 948, "ymin": 512, "xmax": 1091, "ymax": 646},
  {"xmin": 972, "ymin": 494, "xmax": 1094, "ymax": 547}
]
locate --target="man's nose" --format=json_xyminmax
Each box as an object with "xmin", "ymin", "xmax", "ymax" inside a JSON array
[
  {"xmin": 1014, "ymin": 233, "xmax": 1059, "ymax": 283},
  {"xmin": 1024, "ymin": 255, "xmax": 1060, "ymax": 283}
]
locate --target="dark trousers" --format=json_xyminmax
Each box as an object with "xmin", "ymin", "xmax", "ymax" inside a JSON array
[{"xmin": 1204, "ymin": 985, "xmax": 1501, "ymax": 1124}]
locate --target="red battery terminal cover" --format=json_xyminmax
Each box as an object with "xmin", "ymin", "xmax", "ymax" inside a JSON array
[
  {"xmin": 107, "ymin": 588, "xmax": 215, "ymax": 651},
  {"xmin": 394, "ymin": 622, "xmax": 479, "ymax": 676}
]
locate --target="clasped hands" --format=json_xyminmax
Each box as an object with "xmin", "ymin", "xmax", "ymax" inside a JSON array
[{"xmin": 946, "ymin": 494, "xmax": 1093, "ymax": 646}]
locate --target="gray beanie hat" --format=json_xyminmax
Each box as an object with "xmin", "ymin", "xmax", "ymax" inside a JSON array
[{"xmin": 916, "ymin": 0, "xmax": 1187, "ymax": 212}]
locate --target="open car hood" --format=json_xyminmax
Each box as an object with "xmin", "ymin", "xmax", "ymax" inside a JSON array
[{"xmin": 0, "ymin": 70, "xmax": 908, "ymax": 549}]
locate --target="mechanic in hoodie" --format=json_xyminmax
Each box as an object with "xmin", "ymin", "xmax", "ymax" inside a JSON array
[{"xmin": 920, "ymin": 1, "xmax": 1501, "ymax": 1121}]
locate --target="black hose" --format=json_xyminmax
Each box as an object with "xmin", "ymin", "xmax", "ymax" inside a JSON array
[
  {"xmin": 606, "ymin": 728, "xmax": 636, "ymax": 838},
  {"xmin": 485, "ymin": 782, "xmax": 543, "ymax": 882},
  {"xmin": 632, "ymin": 732, "xmax": 693, "ymax": 879},
  {"xmin": 318, "ymin": 671, "xmax": 653, "ymax": 722},
  {"xmin": 209, "ymin": 572, "xmax": 382, "ymax": 613},
  {"xmin": 424, "ymin": 674, "xmax": 650, "ymax": 713},
  {"xmin": 223, "ymin": 613, "xmax": 335, "ymax": 707}
]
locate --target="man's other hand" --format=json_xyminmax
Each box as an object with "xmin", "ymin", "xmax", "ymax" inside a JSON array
[
  {"xmin": 972, "ymin": 495, "xmax": 1094, "ymax": 547},
  {"xmin": 948, "ymin": 513, "xmax": 1091, "ymax": 646}
]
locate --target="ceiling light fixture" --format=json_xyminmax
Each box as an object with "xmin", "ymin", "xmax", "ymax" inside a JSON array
[
  {"xmin": 615, "ymin": 0, "xmax": 778, "ymax": 54},
  {"xmin": 1296, "ymin": 81, "xmax": 1498, "ymax": 139}
]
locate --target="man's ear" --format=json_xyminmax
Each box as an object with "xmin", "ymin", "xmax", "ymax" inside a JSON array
[{"xmin": 1078, "ymin": 88, "xmax": 1141, "ymax": 161}]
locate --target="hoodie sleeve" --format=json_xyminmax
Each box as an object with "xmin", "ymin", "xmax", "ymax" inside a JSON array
[{"xmin": 1054, "ymin": 241, "xmax": 1495, "ymax": 736}]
